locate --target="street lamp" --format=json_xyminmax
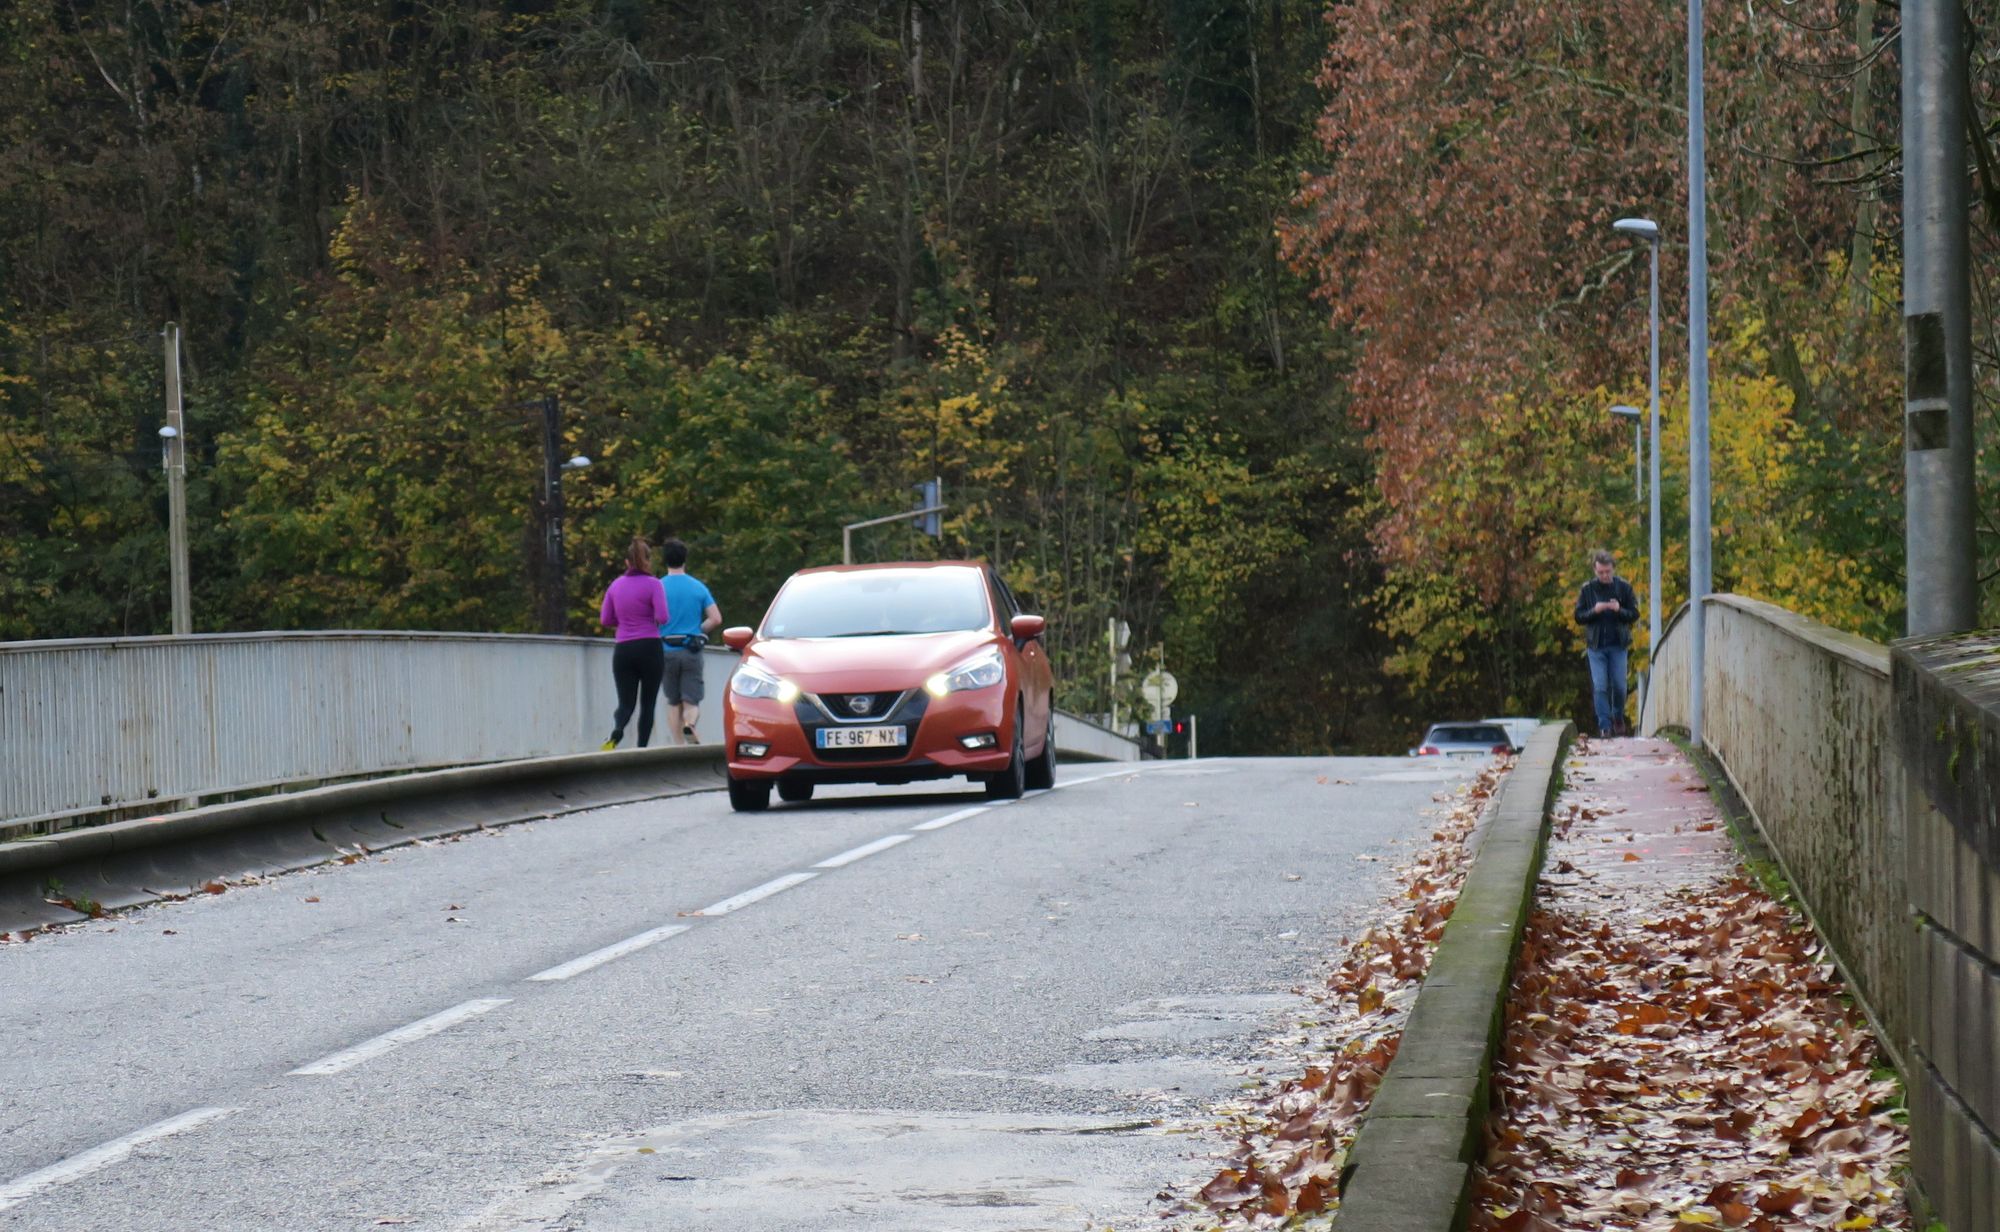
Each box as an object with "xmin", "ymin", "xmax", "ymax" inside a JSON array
[
  {"xmin": 1684, "ymin": 0, "xmax": 1714, "ymax": 747},
  {"xmin": 1608, "ymin": 404, "xmax": 1643, "ymax": 501},
  {"xmin": 1613, "ymin": 215, "xmax": 1664, "ymax": 692}
]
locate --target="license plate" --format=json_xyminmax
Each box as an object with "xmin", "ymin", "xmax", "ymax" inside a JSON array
[{"xmin": 817, "ymin": 725, "xmax": 907, "ymax": 750}]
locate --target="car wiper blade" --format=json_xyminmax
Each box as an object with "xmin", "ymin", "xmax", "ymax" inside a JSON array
[{"xmin": 821, "ymin": 629, "xmax": 917, "ymax": 637}]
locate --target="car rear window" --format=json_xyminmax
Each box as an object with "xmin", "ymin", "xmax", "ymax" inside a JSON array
[
  {"xmin": 762, "ymin": 568, "xmax": 992, "ymax": 639},
  {"xmin": 1428, "ymin": 725, "xmax": 1508, "ymax": 745}
]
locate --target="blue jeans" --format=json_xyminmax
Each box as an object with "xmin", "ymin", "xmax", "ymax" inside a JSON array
[{"xmin": 1586, "ymin": 646, "xmax": 1629, "ymax": 735}]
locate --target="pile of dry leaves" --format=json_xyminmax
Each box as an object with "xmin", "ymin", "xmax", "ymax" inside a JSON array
[
  {"xmin": 1470, "ymin": 758, "xmax": 1909, "ymax": 1231},
  {"xmin": 1178, "ymin": 760, "xmax": 1507, "ymax": 1226}
]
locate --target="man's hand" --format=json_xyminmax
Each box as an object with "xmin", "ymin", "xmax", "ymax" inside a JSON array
[{"xmin": 1605, "ymin": 599, "xmax": 1620, "ymax": 612}]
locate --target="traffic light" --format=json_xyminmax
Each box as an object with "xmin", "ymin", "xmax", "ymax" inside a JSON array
[{"xmin": 1172, "ymin": 720, "xmax": 1186, "ymax": 736}]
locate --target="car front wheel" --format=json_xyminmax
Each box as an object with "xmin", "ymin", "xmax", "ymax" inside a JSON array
[
  {"xmin": 728, "ymin": 775, "xmax": 772, "ymax": 813},
  {"xmin": 1024, "ymin": 717, "xmax": 1056, "ymax": 791},
  {"xmin": 985, "ymin": 707, "xmax": 1027, "ymax": 800}
]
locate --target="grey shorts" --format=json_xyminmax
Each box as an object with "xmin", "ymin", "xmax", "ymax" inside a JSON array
[{"xmin": 661, "ymin": 646, "xmax": 706, "ymax": 705}]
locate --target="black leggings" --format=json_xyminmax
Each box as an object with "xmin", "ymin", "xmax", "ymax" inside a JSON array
[{"xmin": 610, "ymin": 638, "xmax": 667, "ymax": 747}]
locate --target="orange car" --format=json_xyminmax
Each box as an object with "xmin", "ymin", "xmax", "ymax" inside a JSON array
[{"xmin": 719, "ymin": 562, "xmax": 1056, "ymax": 811}]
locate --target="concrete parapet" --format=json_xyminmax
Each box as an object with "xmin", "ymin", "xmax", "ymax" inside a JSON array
[
  {"xmin": 1642, "ymin": 597, "xmax": 1910, "ymax": 1059},
  {"xmin": 1897, "ymin": 634, "xmax": 2000, "ymax": 1232},
  {"xmin": 1333, "ymin": 721, "xmax": 1572, "ymax": 1231}
]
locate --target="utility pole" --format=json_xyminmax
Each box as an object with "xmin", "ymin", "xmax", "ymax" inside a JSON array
[
  {"xmin": 162, "ymin": 323, "xmax": 191, "ymax": 636},
  {"xmin": 1903, "ymin": 0, "xmax": 1978, "ymax": 636},
  {"xmin": 1686, "ymin": 0, "xmax": 1713, "ymax": 747},
  {"xmin": 541, "ymin": 393, "xmax": 567, "ymax": 636}
]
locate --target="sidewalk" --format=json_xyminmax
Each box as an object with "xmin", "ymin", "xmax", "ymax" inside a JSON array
[{"xmin": 1469, "ymin": 737, "xmax": 1910, "ymax": 1232}]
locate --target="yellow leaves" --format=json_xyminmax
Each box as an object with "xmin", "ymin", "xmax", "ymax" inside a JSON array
[
  {"xmin": 1834, "ymin": 1216, "xmax": 1875, "ymax": 1230},
  {"xmin": 1676, "ymin": 1211, "xmax": 1719, "ymax": 1225}
]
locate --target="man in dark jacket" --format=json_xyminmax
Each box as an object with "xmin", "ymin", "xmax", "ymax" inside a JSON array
[{"xmin": 1575, "ymin": 550, "xmax": 1640, "ymax": 737}]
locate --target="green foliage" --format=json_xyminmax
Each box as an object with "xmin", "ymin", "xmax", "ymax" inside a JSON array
[{"xmin": 0, "ymin": 1, "xmax": 1414, "ymax": 752}]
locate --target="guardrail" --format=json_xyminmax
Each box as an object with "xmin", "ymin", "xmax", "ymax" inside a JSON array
[{"xmin": 1, "ymin": 631, "xmax": 1137, "ymax": 833}]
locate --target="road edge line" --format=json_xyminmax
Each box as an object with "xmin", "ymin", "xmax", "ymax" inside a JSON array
[
  {"xmin": 1330, "ymin": 720, "xmax": 1575, "ymax": 1230},
  {"xmin": 0, "ymin": 1106, "xmax": 235, "ymax": 1212}
]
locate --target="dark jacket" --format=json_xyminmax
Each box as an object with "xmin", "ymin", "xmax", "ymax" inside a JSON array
[{"xmin": 1574, "ymin": 576, "xmax": 1640, "ymax": 650}]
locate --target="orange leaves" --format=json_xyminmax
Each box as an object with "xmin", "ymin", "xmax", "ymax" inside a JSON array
[{"xmin": 1469, "ymin": 749, "xmax": 1909, "ymax": 1232}]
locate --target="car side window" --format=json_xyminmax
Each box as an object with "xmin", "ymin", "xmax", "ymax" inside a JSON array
[{"xmin": 988, "ymin": 569, "xmax": 1020, "ymax": 620}]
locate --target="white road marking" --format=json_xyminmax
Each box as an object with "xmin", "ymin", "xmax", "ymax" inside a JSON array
[
  {"xmin": 0, "ymin": 1106, "xmax": 234, "ymax": 1213},
  {"xmin": 813, "ymin": 834, "xmax": 915, "ymax": 869},
  {"xmin": 698, "ymin": 873, "xmax": 817, "ymax": 916},
  {"xmin": 1048, "ymin": 767, "xmax": 1143, "ymax": 789},
  {"xmin": 289, "ymin": 998, "xmax": 512, "ymax": 1076},
  {"xmin": 912, "ymin": 806, "xmax": 987, "ymax": 831},
  {"xmin": 526, "ymin": 924, "xmax": 692, "ymax": 982}
]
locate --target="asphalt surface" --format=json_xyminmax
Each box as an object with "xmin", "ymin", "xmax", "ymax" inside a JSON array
[{"xmin": 0, "ymin": 756, "xmax": 1477, "ymax": 1231}]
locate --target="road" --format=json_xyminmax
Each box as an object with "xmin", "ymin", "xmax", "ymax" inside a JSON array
[{"xmin": 0, "ymin": 756, "xmax": 1476, "ymax": 1231}]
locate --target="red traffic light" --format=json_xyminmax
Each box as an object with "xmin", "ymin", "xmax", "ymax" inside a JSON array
[{"xmin": 1172, "ymin": 721, "xmax": 1186, "ymax": 735}]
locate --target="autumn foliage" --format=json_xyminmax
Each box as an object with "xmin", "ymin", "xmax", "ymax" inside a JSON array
[{"xmin": 1281, "ymin": 0, "xmax": 1906, "ymax": 711}]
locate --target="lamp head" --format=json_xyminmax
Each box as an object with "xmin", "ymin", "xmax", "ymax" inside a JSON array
[
  {"xmin": 1612, "ymin": 217, "xmax": 1660, "ymax": 242},
  {"xmin": 157, "ymin": 425, "xmax": 180, "ymax": 439},
  {"xmin": 564, "ymin": 455, "xmax": 591, "ymax": 471},
  {"xmin": 1608, "ymin": 405, "xmax": 1643, "ymax": 420}
]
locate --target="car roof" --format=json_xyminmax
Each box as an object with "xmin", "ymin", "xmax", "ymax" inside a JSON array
[{"xmin": 790, "ymin": 561, "xmax": 989, "ymax": 577}]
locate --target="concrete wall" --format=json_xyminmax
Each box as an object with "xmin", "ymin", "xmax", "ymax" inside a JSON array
[
  {"xmin": 1894, "ymin": 636, "xmax": 2000, "ymax": 1230},
  {"xmin": 1645, "ymin": 596, "xmax": 2000, "ymax": 1230},
  {"xmin": 1644, "ymin": 596, "xmax": 1908, "ymax": 1050},
  {"xmin": 2, "ymin": 632, "xmax": 1134, "ymax": 833}
]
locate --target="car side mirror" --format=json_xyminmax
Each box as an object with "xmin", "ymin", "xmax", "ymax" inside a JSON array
[
  {"xmin": 1009, "ymin": 614, "xmax": 1046, "ymax": 643},
  {"xmin": 722, "ymin": 626, "xmax": 754, "ymax": 651}
]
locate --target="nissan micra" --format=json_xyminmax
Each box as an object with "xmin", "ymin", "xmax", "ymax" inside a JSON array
[{"xmin": 719, "ymin": 562, "xmax": 1056, "ymax": 811}]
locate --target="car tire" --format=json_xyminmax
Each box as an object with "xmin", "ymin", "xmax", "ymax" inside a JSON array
[
  {"xmin": 728, "ymin": 775, "xmax": 771, "ymax": 813},
  {"xmin": 777, "ymin": 780, "xmax": 814, "ymax": 804},
  {"xmin": 1024, "ymin": 717, "xmax": 1056, "ymax": 791},
  {"xmin": 985, "ymin": 707, "xmax": 1028, "ymax": 800}
]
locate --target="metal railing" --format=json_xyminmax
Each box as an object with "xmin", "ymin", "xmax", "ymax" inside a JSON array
[{"xmin": 1, "ymin": 631, "xmax": 1136, "ymax": 831}]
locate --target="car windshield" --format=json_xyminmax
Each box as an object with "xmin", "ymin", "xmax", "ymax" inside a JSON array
[
  {"xmin": 761, "ymin": 568, "xmax": 992, "ymax": 639},
  {"xmin": 1428, "ymin": 725, "xmax": 1507, "ymax": 745}
]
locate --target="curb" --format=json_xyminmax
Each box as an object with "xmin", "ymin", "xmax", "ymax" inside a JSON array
[
  {"xmin": 0, "ymin": 746, "xmax": 727, "ymax": 933},
  {"xmin": 0, "ymin": 743, "xmax": 1133, "ymax": 934},
  {"xmin": 1333, "ymin": 721, "xmax": 1575, "ymax": 1230}
]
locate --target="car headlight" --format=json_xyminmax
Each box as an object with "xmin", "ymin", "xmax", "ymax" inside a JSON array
[
  {"xmin": 731, "ymin": 662, "xmax": 800, "ymax": 703},
  {"xmin": 925, "ymin": 647, "xmax": 1006, "ymax": 698}
]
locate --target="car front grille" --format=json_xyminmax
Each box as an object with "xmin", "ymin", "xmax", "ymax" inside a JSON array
[{"xmin": 792, "ymin": 688, "xmax": 931, "ymax": 762}]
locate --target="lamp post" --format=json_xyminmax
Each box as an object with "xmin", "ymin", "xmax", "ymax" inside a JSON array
[
  {"xmin": 1684, "ymin": 0, "xmax": 1713, "ymax": 747},
  {"xmin": 160, "ymin": 323, "xmax": 191, "ymax": 635},
  {"xmin": 521, "ymin": 393, "xmax": 590, "ymax": 635},
  {"xmin": 1612, "ymin": 217, "xmax": 1664, "ymax": 686},
  {"xmin": 1608, "ymin": 404, "xmax": 1643, "ymax": 502}
]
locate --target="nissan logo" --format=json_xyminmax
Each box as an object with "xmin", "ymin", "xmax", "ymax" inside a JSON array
[{"xmin": 848, "ymin": 695, "xmax": 873, "ymax": 715}]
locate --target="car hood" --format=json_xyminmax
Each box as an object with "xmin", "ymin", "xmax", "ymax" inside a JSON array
[{"xmin": 746, "ymin": 629, "xmax": 999, "ymax": 687}]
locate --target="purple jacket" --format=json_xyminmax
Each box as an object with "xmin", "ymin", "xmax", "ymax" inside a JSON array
[{"xmin": 600, "ymin": 571, "xmax": 670, "ymax": 642}]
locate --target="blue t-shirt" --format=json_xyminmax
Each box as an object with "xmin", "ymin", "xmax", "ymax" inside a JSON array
[{"xmin": 659, "ymin": 573, "xmax": 715, "ymax": 639}]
